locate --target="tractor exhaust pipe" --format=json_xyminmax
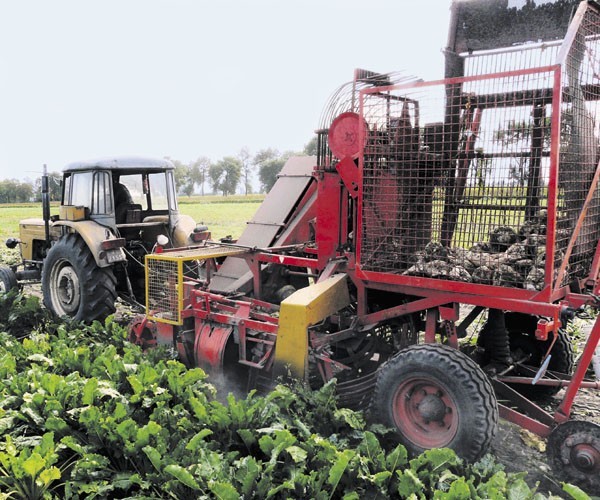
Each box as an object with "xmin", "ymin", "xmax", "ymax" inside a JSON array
[{"xmin": 42, "ymin": 164, "xmax": 50, "ymax": 247}]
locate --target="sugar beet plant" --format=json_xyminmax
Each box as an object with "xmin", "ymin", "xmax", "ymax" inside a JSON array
[{"xmin": 0, "ymin": 292, "xmax": 591, "ymax": 499}]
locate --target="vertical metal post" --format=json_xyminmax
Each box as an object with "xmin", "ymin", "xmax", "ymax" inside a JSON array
[
  {"xmin": 42, "ymin": 164, "xmax": 50, "ymax": 247},
  {"xmin": 555, "ymin": 314, "xmax": 600, "ymax": 422}
]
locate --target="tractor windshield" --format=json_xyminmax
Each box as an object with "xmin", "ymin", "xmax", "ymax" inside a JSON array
[{"xmin": 117, "ymin": 171, "xmax": 173, "ymax": 211}]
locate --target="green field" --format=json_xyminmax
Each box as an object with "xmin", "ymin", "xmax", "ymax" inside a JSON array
[
  {"xmin": 0, "ymin": 195, "xmax": 264, "ymax": 241},
  {"xmin": 0, "ymin": 195, "xmax": 264, "ymax": 265},
  {"xmin": 177, "ymin": 194, "xmax": 264, "ymax": 240}
]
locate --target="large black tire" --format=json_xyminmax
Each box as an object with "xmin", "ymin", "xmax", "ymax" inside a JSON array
[
  {"xmin": 0, "ymin": 266, "xmax": 18, "ymax": 294},
  {"xmin": 372, "ymin": 344, "xmax": 498, "ymax": 462},
  {"xmin": 42, "ymin": 234, "xmax": 117, "ymax": 323},
  {"xmin": 505, "ymin": 312, "xmax": 575, "ymax": 399}
]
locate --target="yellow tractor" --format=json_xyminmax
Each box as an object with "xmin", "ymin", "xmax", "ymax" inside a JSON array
[{"xmin": 1, "ymin": 157, "xmax": 203, "ymax": 322}]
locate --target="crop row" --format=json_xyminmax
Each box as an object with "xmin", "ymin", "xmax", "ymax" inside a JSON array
[{"xmin": 0, "ymin": 292, "xmax": 589, "ymax": 499}]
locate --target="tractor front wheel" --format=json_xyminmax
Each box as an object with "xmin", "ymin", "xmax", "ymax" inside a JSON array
[
  {"xmin": 42, "ymin": 234, "xmax": 117, "ymax": 323},
  {"xmin": 372, "ymin": 344, "xmax": 498, "ymax": 462},
  {"xmin": 0, "ymin": 266, "xmax": 18, "ymax": 294}
]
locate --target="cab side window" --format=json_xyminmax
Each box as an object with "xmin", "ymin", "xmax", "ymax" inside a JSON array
[
  {"xmin": 93, "ymin": 172, "xmax": 111, "ymax": 215},
  {"xmin": 67, "ymin": 171, "xmax": 94, "ymax": 209}
]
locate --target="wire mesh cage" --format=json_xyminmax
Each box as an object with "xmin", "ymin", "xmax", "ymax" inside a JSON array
[
  {"xmin": 356, "ymin": 2, "xmax": 600, "ymax": 294},
  {"xmin": 146, "ymin": 256, "xmax": 182, "ymax": 324},
  {"xmin": 145, "ymin": 245, "xmax": 247, "ymax": 324}
]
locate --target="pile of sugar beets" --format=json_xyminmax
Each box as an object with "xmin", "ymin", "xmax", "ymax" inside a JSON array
[{"xmin": 403, "ymin": 211, "xmax": 564, "ymax": 290}]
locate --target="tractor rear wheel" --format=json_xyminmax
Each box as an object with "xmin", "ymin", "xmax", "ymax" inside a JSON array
[
  {"xmin": 42, "ymin": 234, "xmax": 117, "ymax": 323},
  {"xmin": 372, "ymin": 344, "xmax": 498, "ymax": 461},
  {"xmin": 0, "ymin": 266, "xmax": 18, "ymax": 294}
]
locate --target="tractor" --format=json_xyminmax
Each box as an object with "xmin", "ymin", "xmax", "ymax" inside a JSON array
[
  {"xmin": 0, "ymin": 156, "xmax": 204, "ymax": 322},
  {"xmin": 128, "ymin": 0, "xmax": 600, "ymax": 490}
]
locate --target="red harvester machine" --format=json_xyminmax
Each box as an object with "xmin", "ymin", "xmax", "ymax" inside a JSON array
[{"xmin": 130, "ymin": 0, "xmax": 600, "ymax": 489}]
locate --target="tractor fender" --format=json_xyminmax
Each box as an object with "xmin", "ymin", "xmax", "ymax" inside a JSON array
[
  {"xmin": 171, "ymin": 214, "xmax": 197, "ymax": 247},
  {"xmin": 51, "ymin": 220, "xmax": 126, "ymax": 268}
]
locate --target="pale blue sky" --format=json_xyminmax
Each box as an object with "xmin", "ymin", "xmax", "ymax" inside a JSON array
[{"xmin": 0, "ymin": 1, "xmax": 450, "ymax": 181}]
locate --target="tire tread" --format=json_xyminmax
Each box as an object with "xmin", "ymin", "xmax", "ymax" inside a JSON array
[{"xmin": 372, "ymin": 343, "xmax": 498, "ymax": 462}]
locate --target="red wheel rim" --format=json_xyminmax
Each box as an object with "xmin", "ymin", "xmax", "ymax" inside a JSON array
[{"xmin": 392, "ymin": 376, "xmax": 459, "ymax": 449}]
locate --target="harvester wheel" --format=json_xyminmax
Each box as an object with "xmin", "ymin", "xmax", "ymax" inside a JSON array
[
  {"xmin": 506, "ymin": 313, "xmax": 574, "ymax": 399},
  {"xmin": 372, "ymin": 344, "xmax": 498, "ymax": 461},
  {"xmin": 128, "ymin": 314, "xmax": 157, "ymax": 350},
  {"xmin": 0, "ymin": 266, "xmax": 18, "ymax": 294},
  {"xmin": 42, "ymin": 234, "xmax": 117, "ymax": 323},
  {"xmin": 547, "ymin": 420, "xmax": 600, "ymax": 491}
]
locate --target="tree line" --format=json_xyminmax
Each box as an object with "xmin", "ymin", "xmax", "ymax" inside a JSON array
[
  {"xmin": 170, "ymin": 139, "xmax": 317, "ymax": 197},
  {"xmin": 0, "ymin": 138, "xmax": 318, "ymax": 203},
  {"xmin": 0, "ymin": 174, "xmax": 62, "ymax": 204}
]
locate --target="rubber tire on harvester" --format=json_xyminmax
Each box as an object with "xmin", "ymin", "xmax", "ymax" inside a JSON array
[
  {"xmin": 372, "ymin": 344, "xmax": 498, "ymax": 462},
  {"xmin": 505, "ymin": 313, "xmax": 574, "ymax": 399},
  {"xmin": 42, "ymin": 234, "xmax": 117, "ymax": 323},
  {"xmin": 0, "ymin": 265, "xmax": 18, "ymax": 294},
  {"xmin": 547, "ymin": 420, "xmax": 600, "ymax": 492}
]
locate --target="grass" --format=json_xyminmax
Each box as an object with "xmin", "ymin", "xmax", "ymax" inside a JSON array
[
  {"xmin": 0, "ymin": 196, "xmax": 265, "ymax": 264},
  {"xmin": 177, "ymin": 194, "xmax": 264, "ymax": 240}
]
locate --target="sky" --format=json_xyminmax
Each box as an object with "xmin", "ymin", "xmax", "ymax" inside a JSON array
[{"xmin": 0, "ymin": 0, "xmax": 451, "ymax": 181}]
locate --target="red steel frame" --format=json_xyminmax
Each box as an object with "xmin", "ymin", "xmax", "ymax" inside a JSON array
[
  {"xmin": 354, "ymin": 65, "xmax": 568, "ymax": 308},
  {"xmin": 344, "ymin": 43, "xmax": 600, "ymax": 434}
]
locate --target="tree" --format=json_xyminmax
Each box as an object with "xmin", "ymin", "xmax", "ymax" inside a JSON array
[
  {"xmin": 238, "ymin": 147, "xmax": 253, "ymax": 195},
  {"xmin": 167, "ymin": 158, "xmax": 192, "ymax": 196},
  {"xmin": 189, "ymin": 156, "xmax": 211, "ymax": 196},
  {"xmin": 303, "ymin": 136, "xmax": 318, "ymax": 156},
  {"xmin": 209, "ymin": 157, "xmax": 242, "ymax": 196},
  {"xmin": 166, "ymin": 157, "xmax": 213, "ymax": 196},
  {"xmin": 258, "ymin": 157, "xmax": 286, "ymax": 193},
  {"xmin": 16, "ymin": 181, "xmax": 33, "ymax": 202},
  {"xmin": 0, "ymin": 179, "xmax": 34, "ymax": 203},
  {"xmin": 509, "ymin": 157, "xmax": 529, "ymax": 188},
  {"xmin": 253, "ymin": 148, "xmax": 279, "ymax": 168},
  {"xmin": 253, "ymin": 148, "xmax": 281, "ymax": 193}
]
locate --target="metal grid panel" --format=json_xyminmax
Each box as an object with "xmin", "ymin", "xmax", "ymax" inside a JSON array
[
  {"xmin": 556, "ymin": 5, "xmax": 600, "ymax": 285},
  {"xmin": 463, "ymin": 43, "xmax": 561, "ymax": 78},
  {"xmin": 358, "ymin": 67, "xmax": 560, "ymax": 291},
  {"xmin": 146, "ymin": 256, "xmax": 182, "ymax": 325},
  {"xmin": 356, "ymin": 3, "xmax": 600, "ymax": 293}
]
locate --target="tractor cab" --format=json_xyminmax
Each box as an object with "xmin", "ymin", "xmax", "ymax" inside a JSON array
[
  {"xmin": 57, "ymin": 157, "xmax": 199, "ymax": 303},
  {"xmin": 61, "ymin": 157, "xmax": 186, "ymax": 249}
]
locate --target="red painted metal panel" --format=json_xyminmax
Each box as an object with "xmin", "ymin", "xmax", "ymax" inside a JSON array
[
  {"xmin": 194, "ymin": 322, "xmax": 232, "ymax": 371},
  {"xmin": 316, "ymin": 172, "xmax": 344, "ymax": 269},
  {"xmin": 335, "ymin": 156, "xmax": 359, "ymax": 198}
]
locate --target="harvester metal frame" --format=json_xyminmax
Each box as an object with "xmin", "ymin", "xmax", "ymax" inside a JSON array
[{"xmin": 130, "ymin": 0, "xmax": 600, "ymax": 489}]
